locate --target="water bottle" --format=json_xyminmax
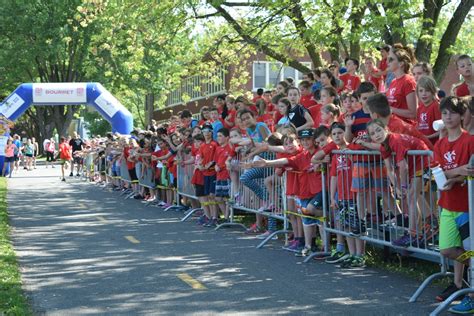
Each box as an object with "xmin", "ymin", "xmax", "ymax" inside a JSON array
[
  {"xmin": 431, "ymin": 165, "xmax": 447, "ymax": 189},
  {"xmin": 432, "ymin": 119, "xmax": 445, "ymax": 131}
]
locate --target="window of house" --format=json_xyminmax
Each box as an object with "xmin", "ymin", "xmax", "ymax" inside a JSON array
[{"xmin": 252, "ymin": 61, "xmax": 312, "ymax": 91}]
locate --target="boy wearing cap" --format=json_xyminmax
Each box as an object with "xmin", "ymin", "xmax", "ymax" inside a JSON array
[{"xmin": 253, "ymin": 127, "xmax": 329, "ymax": 257}]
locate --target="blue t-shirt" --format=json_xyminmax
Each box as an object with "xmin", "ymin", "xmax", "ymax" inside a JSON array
[
  {"xmin": 247, "ymin": 122, "xmax": 270, "ymax": 144},
  {"xmin": 311, "ymin": 81, "xmax": 322, "ymax": 93},
  {"xmin": 212, "ymin": 120, "xmax": 224, "ymax": 141},
  {"xmin": 13, "ymin": 140, "xmax": 21, "ymax": 154}
]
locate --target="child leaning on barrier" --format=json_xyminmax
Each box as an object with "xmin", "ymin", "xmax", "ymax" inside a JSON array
[
  {"xmin": 432, "ymin": 97, "xmax": 474, "ymax": 312},
  {"xmin": 214, "ymin": 128, "xmax": 233, "ymax": 222},
  {"xmin": 362, "ymin": 119, "xmax": 431, "ymax": 249},
  {"xmin": 252, "ymin": 127, "xmax": 329, "ymax": 257}
]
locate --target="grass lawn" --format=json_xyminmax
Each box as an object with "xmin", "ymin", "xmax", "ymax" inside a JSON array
[{"xmin": 0, "ymin": 178, "xmax": 31, "ymax": 315}]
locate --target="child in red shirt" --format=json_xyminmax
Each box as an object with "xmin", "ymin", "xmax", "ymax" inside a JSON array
[
  {"xmin": 198, "ymin": 124, "xmax": 219, "ymax": 227},
  {"xmin": 320, "ymin": 104, "xmax": 340, "ymax": 127},
  {"xmin": 432, "ymin": 96, "xmax": 474, "ymax": 308},
  {"xmin": 254, "ymin": 127, "xmax": 329, "ymax": 257},
  {"xmin": 298, "ymin": 80, "xmax": 317, "ymax": 109},
  {"xmin": 339, "ymin": 58, "xmax": 361, "ymax": 92},
  {"xmin": 366, "ymin": 119, "xmax": 430, "ymax": 248},
  {"xmin": 214, "ymin": 128, "xmax": 233, "ymax": 221},
  {"xmin": 59, "ymin": 136, "xmax": 72, "ymax": 181},
  {"xmin": 452, "ymin": 55, "xmax": 472, "ymax": 97},
  {"xmin": 416, "ymin": 76, "xmax": 441, "ymax": 144}
]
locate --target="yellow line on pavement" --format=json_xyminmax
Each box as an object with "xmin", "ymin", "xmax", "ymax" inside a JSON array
[
  {"xmin": 96, "ymin": 216, "xmax": 107, "ymax": 223},
  {"xmin": 125, "ymin": 236, "xmax": 140, "ymax": 244},
  {"xmin": 177, "ymin": 273, "xmax": 207, "ymax": 290}
]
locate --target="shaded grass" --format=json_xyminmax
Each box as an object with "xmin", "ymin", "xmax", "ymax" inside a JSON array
[{"xmin": 0, "ymin": 178, "xmax": 32, "ymax": 315}]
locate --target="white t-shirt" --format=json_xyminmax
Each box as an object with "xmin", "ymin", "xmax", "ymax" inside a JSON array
[{"xmin": 43, "ymin": 139, "xmax": 50, "ymax": 151}]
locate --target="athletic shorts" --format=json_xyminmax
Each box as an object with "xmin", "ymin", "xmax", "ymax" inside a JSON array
[
  {"xmin": 5, "ymin": 156, "xmax": 14, "ymax": 163},
  {"xmin": 14, "ymin": 154, "xmax": 19, "ymax": 161},
  {"xmin": 128, "ymin": 168, "xmax": 138, "ymax": 182},
  {"xmin": 194, "ymin": 184, "xmax": 205, "ymax": 197},
  {"xmin": 298, "ymin": 191, "xmax": 326, "ymax": 226},
  {"xmin": 203, "ymin": 175, "xmax": 216, "ymax": 196},
  {"xmin": 351, "ymin": 162, "xmax": 389, "ymax": 192},
  {"xmin": 60, "ymin": 159, "xmax": 70, "ymax": 165},
  {"xmin": 46, "ymin": 151, "xmax": 55, "ymax": 162},
  {"xmin": 73, "ymin": 156, "xmax": 83, "ymax": 164},
  {"xmin": 25, "ymin": 153, "xmax": 33, "ymax": 158},
  {"xmin": 439, "ymin": 209, "xmax": 469, "ymax": 251},
  {"xmin": 215, "ymin": 179, "xmax": 230, "ymax": 197}
]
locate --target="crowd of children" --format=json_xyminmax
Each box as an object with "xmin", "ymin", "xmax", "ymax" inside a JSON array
[{"xmin": 65, "ymin": 49, "xmax": 473, "ymax": 313}]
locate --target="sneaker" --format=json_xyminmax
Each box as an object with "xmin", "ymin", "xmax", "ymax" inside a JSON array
[
  {"xmin": 349, "ymin": 256, "xmax": 366, "ymax": 268},
  {"xmin": 283, "ymin": 240, "xmax": 304, "ymax": 253},
  {"xmin": 245, "ymin": 223, "xmax": 264, "ymax": 234},
  {"xmin": 204, "ymin": 218, "xmax": 217, "ymax": 227},
  {"xmin": 295, "ymin": 246, "xmax": 312, "ymax": 257},
  {"xmin": 436, "ymin": 283, "xmax": 463, "ymax": 302},
  {"xmin": 69, "ymin": 172, "xmax": 73, "ymax": 177},
  {"xmin": 256, "ymin": 231, "xmax": 277, "ymax": 240},
  {"xmin": 392, "ymin": 233, "xmax": 415, "ymax": 248},
  {"xmin": 448, "ymin": 296, "xmax": 474, "ymax": 314},
  {"xmin": 76, "ymin": 173, "xmax": 80, "ymax": 177},
  {"xmin": 61, "ymin": 178, "xmax": 66, "ymax": 182},
  {"xmin": 325, "ymin": 251, "xmax": 350, "ymax": 264},
  {"xmin": 133, "ymin": 194, "xmax": 143, "ymax": 200},
  {"xmin": 197, "ymin": 215, "xmax": 209, "ymax": 226},
  {"xmin": 338, "ymin": 255, "xmax": 355, "ymax": 268}
]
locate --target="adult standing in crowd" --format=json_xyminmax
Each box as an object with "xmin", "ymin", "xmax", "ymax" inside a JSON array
[
  {"xmin": 69, "ymin": 132, "xmax": 85, "ymax": 177},
  {"xmin": 12, "ymin": 134, "xmax": 21, "ymax": 173},
  {"xmin": 2, "ymin": 138, "xmax": 17, "ymax": 177},
  {"xmin": 45, "ymin": 138, "xmax": 56, "ymax": 168}
]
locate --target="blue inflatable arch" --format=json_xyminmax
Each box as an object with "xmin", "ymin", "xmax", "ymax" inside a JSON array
[{"xmin": 0, "ymin": 82, "xmax": 133, "ymax": 134}]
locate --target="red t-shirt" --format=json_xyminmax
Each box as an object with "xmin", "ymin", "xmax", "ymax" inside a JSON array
[
  {"xmin": 252, "ymin": 95, "xmax": 263, "ymax": 104},
  {"xmin": 286, "ymin": 149, "xmax": 323, "ymax": 199},
  {"xmin": 416, "ymin": 99, "xmax": 441, "ymax": 144},
  {"xmin": 167, "ymin": 154, "xmax": 177, "ymax": 178},
  {"xmin": 223, "ymin": 109, "xmax": 236, "ymax": 129},
  {"xmin": 198, "ymin": 141, "xmax": 218, "ymax": 176},
  {"xmin": 277, "ymin": 146, "xmax": 303, "ymax": 196},
  {"xmin": 59, "ymin": 143, "xmax": 72, "ymax": 160},
  {"xmin": 378, "ymin": 58, "xmax": 388, "ymax": 74},
  {"xmin": 365, "ymin": 66, "xmax": 382, "ymax": 92},
  {"xmin": 339, "ymin": 73, "xmax": 361, "ymax": 92},
  {"xmin": 300, "ymin": 94, "xmax": 317, "ymax": 109},
  {"xmin": 330, "ymin": 149, "xmax": 354, "ymax": 201},
  {"xmin": 308, "ymin": 104, "xmax": 322, "ymax": 127},
  {"xmin": 214, "ymin": 143, "xmax": 233, "ymax": 180},
  {"xmin": 454, "ymin": 82, "xmax": 470, "ymax": 97},
  {"xmin": 380, "ymin": 133, "xmax": 430, "ymax": 177},
  {"xmin": 386, "ymin": 74, "xmax": 417, "ymax": 124},
  {"xmin": 257, "ymin": 113, "xmax": 275, "ymax": 132},
  {"xmin": 387, "ymin": 115, "xmax": 434, "ymax": 150},
  {"xmin": 151, "ymin": 148, "xmax": 169, "ymax": 179},
  {"xmin": 191, "ymin": 143, "xmax": 204, "ymax": 185},
  {"xmin": 274, "ymin": 111, "xmax": 283, "ymax": 126},
  {"xmin": 434, "ymin": 131, "xmax": 474, "ymax": 212},
  {"xmin": 123, "ymin": 146, "xmax": 135, "ymax": 169}
]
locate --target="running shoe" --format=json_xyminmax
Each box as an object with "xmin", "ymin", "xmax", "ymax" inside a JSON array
[
  {"xmin": 325, "ymin": 250, "xmax": 349, "ymax": 264},
  {"xmin": 204, "ymin": 218, "xmax": 218, "ymax": 227},
  {"xmin": 338, "ymin": 255, "xmax": 355, "ymax": 268},
  {"xmin": 391, "ymin": 233, "xmax": 413, "ymax": 247},
  {"xmin": 436, "ymin": 283, "xmax": 463, "ymax": 302},
  {"xmin": 348, "ymin": 256, "xmax": 366, "ymax": 268},
  {"xmin": 196, "ymin": 215, "xmax": 209, "ymax": 226},
  {"xmin": 245, "ymin": 223, "xmax": 264, "ymax": 234},
  {"xmin": 76, "ymin": 173, "xmax": 80, "ymax": 177},
  {"xmin": 69, "ymin": 172, "xmax": 73, "ymax": 177},
  {"xmin": 256, "ymin": 231, "xmax": 278, "ymax": 240},
  {"xmin": 295, "ymin": 246, "xmax": 312, "ymax": 257},
  {"xmin": 61, "ymin": 178, "xmax": 66, "ymax": 182},
  {"xmin": 448, "ymin": 296, "xmax": 474, "ymax": 314},
  {"xmin": 282, "ymin": 240, "xmax": 304, "ymax": 253}
]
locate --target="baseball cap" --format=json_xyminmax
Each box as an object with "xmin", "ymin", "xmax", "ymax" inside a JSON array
[
  {"xmin": 201, "ymin": 123, "xmax": 213, "ymax": 132},
  {"xmin": 298, "ymin": 129, "xmax": 314, "ymax": 139}
]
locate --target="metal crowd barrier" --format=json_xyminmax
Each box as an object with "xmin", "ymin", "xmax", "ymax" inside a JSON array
[
  {"xmin": 177, "ymin": 161, "xmax": 204, "ymax": 222},
  {"xmin": 231, "ymin": 152, "xmax": 291, "ymax": 247}
]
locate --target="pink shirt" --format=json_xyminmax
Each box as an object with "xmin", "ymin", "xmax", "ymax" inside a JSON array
[{"xmin": 5, "ymin": 144, "xmax": 16, "ymax": 157}]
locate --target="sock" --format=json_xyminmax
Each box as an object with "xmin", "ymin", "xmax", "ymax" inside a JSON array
[{"xmin": 336, "ymin": 243, "xmax": 345, "ymax": 253}]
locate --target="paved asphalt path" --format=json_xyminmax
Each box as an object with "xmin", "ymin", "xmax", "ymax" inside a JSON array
[{"xmin": 7, "ymin": 167, "xmax": 445, "ymax": 315}]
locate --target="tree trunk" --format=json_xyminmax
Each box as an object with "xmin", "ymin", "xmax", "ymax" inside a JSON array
[
  {"xmin": 348, "ymin": 0, "xmax": 365, "ymax": 59},
  {"xmin": 415, "ymin": 0, "xmax": 444, "ymax": 62},
  {"xmin": 432, "ymin": 0, "xmax": 474, "ymax": 83},
  {"xmin": 145, "ymin": 93, "xmax": 155, "ymax": 126}
]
